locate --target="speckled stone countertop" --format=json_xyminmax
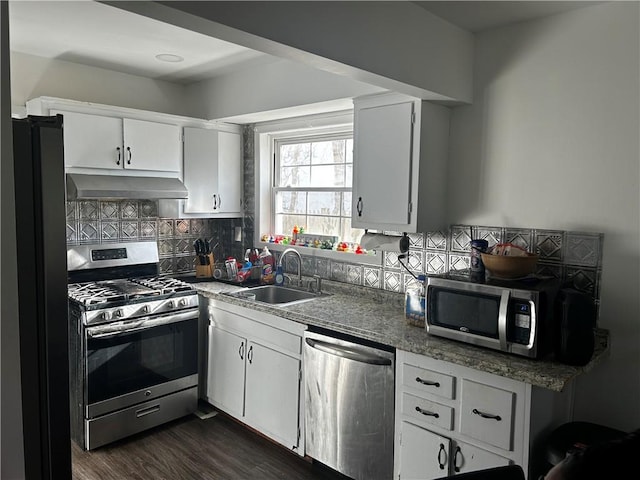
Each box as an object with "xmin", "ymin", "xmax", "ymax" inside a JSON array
[{"xmin": 194, "ymin": 279, "xmax": 609, "ymax": 392}]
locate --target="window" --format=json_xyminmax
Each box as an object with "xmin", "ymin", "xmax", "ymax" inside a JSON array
[{"xmin": 272, "ymin": 133, "xmax": 363, "ymax": 244}]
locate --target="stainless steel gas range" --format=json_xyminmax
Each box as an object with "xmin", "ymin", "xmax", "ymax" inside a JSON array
[{"xmin": 67, "ymin": 241, "xmax": 199, "ymax": 450}]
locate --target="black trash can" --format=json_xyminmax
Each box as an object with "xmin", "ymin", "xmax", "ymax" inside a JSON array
[{"xmin": 542, "ymin": 421, "xmax": 627, "ymax": 472}]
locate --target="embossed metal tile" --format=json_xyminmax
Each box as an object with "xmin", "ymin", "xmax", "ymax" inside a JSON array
[
  {"xmin": 140, "ymin": 221, "xmax": 157, "ymax": 238},
  {"xmin": 120, "ymin": 221, "xmax": 139, "ymax": 240},
  {"xmin": 535, "ymin": 230, "xmax": 563, "ymax": 262},
  {"xmin": 408, "ymin": 233, "xmax": 424, "ymax": 249},
  {"xmin": 564, "ymin": 232, "xmax": 603, "ymax": 267},
  {"xmin": 315, "ymin": 258, "xmax": 330, "ymax": 278},
  {"xmin": 383, "ymin": 271, "xmax": 401, "ymax": 292},
  {"xmin": 565, "ymin": 266, "xmax": 598, "ymax": 297},
  {"xmin": 139, "ymin": 200, "xmax": 157, "ymax": 219},
  {"xmin": 504, "ymin": 228, "xmax": 534, "ymax": 252},
  {"xmin": 79, "ymin": 201, "xmax": 99, "ymax": 220},
  {"xmin": 384, "ymin": 251, "xmax": 400, "ymax": 269},
  {"xmin": 66, "ymin": 222, "xmax": 78, "ymax": 244},
  {"xmin": 403, "ymin": 250, "xmax": 423, "ymax": 273},
  {"xmin": 450, "ymin": 225, "xmax": 472, "ymax": 252},
  {"xmin": 158, "ymin": 239, "xmax": 174, "ymax": 256},
  {"xmin": 426, "ymin": 231, "xmax": 447, "ymax": 251},
  {"xmin": 449, "ymin": 253, "xmax": 470, "ymax": 272},
  {"xmin": 120, "ymin": 201, "xmax": 139, "ymax": 219},
  {"xmin": 100, "ymin": 221, "xmax": 119, "ymax": 242},
  {"xmin": 302, "ymin": 256, "xmax": 315, "ymax": 276},
  {"xmin": 175, "ymin": 256, "xmax": 194, "ymax": 273},
  {"xmin": 426, "ymin": 252, "xmax": 447, "ymax": 274},
  {"xmin": 79, "ymin": 221, "xmax": 99, "ymax": 242},
  {"xmin": 472, "ymin": 226, "xmax": 502, "ymax": 249},
  {"xmin": 175, "ymin": 220, "xmax": 190, "ymax": 236},
  {"xmin": 404, "ymin": 274, "xmax": 422, "ymax": 293},
  {"xmin": 330, "ymin": 262, "xmax": 347, "ymax": 282},
  {"xmin": 175, "ymin": 238, "xmax": 192, "ymax": 255},
  {"xmin": 159, "ymin": 258, "xmax": 174, "ymax": 274},
  {"xmin": 158, "ymin": 220, "xmax": 174, "ymax": 237},
  {"xmin": 537, "ymin": 262, "xmax": 563, "ymax": 280},
  {"xmin": 66, "ymin": 201, "xmax": 77, "ymax": 223},
  {"xmin": 100, "ymin": 201, "xmax": 119, "ymax": 220},
  {"xmin": 364, "ymin": 267, "xmax": 381, "ymax": 288},
  {"xmin": 347, "ymin": 264, "xmax": 363, "ymax": 285},
  {"xmin": 190, "ymin": 219, "xmax": 206, "ymax": 236}
]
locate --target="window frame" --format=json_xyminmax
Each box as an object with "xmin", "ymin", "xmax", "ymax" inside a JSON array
[{"xmin": 253, "ymin": 111, "xmax": 381, "ymax": 265}]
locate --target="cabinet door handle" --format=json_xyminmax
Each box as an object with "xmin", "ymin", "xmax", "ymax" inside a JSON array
[
  {"xmin": 472, "ymin": 408, "xmax": 502, "ymax": 421},
  {"xmin": 416, "ymin": 377, "xmax": 440, "ymax": 388},
  {"xmin": 454, "ymin": 446, "xmax": 462, "ymax": 473},
  {"xmin": 415, "ymin": 406, "xmax": 439, "ymax": 418},
  {"xmin": 437, "ymin": 443, "xmax": 447, "ymax": 470},
  {"xmin": 238, "ymin": 341, "xmax": 244, "ymax": 360},
  {"xmin": 126, "ymin": 146, "xmax": 132, "ymax": 165},
  {"xmin": 356, "ymin": 197, "xmax": 363, "ymax": 217},
  {"xmin": 247, "ymin": 345, "xmax": 253, "ymax": 364},
  {"xmin": 213, "ymin": 194, "xmax": 217, "ymax": 210},
  {"xmin": 116, "ymin": 147, "xmax": 121, "ymax": 165}
]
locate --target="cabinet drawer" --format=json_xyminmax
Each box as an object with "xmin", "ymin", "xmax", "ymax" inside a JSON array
[
  {"xmin": 403, "ymin": 364, "xmax": 455, "ymax": 400},
  {"xmin": 460, "ymin": 380, "xmax": 514, "ymax": 451},
  {"xmin": 402, "ymin": 393, "xmax": 453, "ymax": 431}
]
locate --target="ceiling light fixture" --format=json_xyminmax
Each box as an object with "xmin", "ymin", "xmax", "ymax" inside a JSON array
[{"xmin": 155, "ymin": 53, "xmax": 184, "ymax": 63}]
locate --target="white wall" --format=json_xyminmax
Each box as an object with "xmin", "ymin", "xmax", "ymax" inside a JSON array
[
  {"xmin": 447, "ymin": 1, "xmax": 640, "ymax": 430},
  {"xmin": 186, "ymin": 57, "xmax": 384, "ymax": 121},
  {"xmin": 10, "ymin": 51, "xmax": 189, "ymax": 117}
]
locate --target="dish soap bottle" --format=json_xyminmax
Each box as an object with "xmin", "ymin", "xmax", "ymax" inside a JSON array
[
  {"xmin": 259, "ymin": 246, "xmax": 275, "ymax": 284},
  {"xmin": 405, "ymin": 274, "xmax": 426, "ymax": 327}
]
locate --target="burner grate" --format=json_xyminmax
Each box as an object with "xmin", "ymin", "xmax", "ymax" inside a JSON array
[{"xmin": 131, "ymin": 277, "xmax": 194, "ymax": 294}]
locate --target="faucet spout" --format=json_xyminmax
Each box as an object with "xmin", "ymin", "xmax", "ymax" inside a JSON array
[{"xmin": 278, "ymin": 248, "xmax": 303, "ymax": 287}]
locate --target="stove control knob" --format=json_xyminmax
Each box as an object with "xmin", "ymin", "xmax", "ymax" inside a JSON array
[
  {"xmin": 114, "ymin": 309, "xmax": 124, "ymax": 318},
  {"xmin": 100, "ymin": 312, "xmax": 110, "ymax": 321},
  {"xmin": 167, "ymin": 301, "xmax": 175, "ymax": 309},
  {"xmin": 142, "ymin": 305, "xmax": 150, "ymax": 314},
  {"xmin": 179, "ymin": 299, "xmax": 187, "ymax": 307}
]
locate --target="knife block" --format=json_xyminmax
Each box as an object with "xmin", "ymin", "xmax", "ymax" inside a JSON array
[{"xmin": 195, "ymin": 254, "xmax": 214, "ymax": 278}]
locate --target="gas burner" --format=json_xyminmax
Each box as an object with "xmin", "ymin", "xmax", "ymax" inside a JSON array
[
  {"xmin": 67, "ymin": 279, "xmax": 162, "ymax": 306},
  {"xmin": 131, "ymin": 277, "xmax": 194, "ymax": 294}
]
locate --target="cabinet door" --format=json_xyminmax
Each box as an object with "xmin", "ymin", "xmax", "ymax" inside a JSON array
[
  {"xmin": 183, "ymin": 127, "xmax": 219, "ymax": 213},
  {"xmin": 122, "ymin": 118, "xmax": 181, "ymax": 172},
  {"xmin": 216, "ymin": 130, "xmax": 242, "ymax": 214},
  {"xmin": 206, "ymin": 325, "xmax": 246, "ymax": 418},
  {"xmin": 399, "ymin": 421, "xmax": 451, "ymax": 480},
  {"xmin": 56, "ymin": 110, "xmax": 123, "ymax": 170},
  {"xmin": 244, "ymin": 341, "xmax": 300, "ymax": 449},
  {"xmin": 451, "ymin": 440, "xmax": 510, "ymax": 475},
  {"xmin": 352, "ymin": 100, "xmax": 413, "ymax": 229}
]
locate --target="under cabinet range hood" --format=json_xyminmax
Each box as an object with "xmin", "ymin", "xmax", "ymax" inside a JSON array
[{"xmin": 66, "ymin": 173, "xmax": 188, "ymax": 200}]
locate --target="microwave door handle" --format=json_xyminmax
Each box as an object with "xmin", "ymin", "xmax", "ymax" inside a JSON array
[{"xmin": 498, "ymin": 290, "xmax": 510, "ymax": 351}]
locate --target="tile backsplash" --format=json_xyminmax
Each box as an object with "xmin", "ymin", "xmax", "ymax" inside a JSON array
[{"xmin": 66, "ymin": 200, "xmax": 244, "ymax": 275}]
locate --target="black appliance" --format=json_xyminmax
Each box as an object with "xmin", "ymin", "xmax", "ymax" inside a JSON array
[
  {"xmin": 67, "ymin": 242, "xmax": 199, "ymax": 450},
  {"xmin": 12, "ymin": 115, "xmax": 71, "ymax": 478},
  {"xmin": 554, "ymin": 288, "xmax": 596, "ymax": 366}
]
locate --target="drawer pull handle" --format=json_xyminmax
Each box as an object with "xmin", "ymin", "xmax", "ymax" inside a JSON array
[
  {"xmin": 454, "ymin": 446, "xmax": 462, "ymax": 473},
  {"xmin": 416, "ymin": 377, "xmax": 440, "ymax": 388},
  {"xmin": 437, "ymin": 443, "xmax": 447, "ymax": 470},
  {"xmin": 472, "ymin": 408, "xmax": 502, "ymax": 421},
  {"xmin": 415, "ymin": 406, "xmax": 439, "ymax": 418},
  {"xmin": 135, "ymin": 405, "xmax": 160, "ymax": 418}
]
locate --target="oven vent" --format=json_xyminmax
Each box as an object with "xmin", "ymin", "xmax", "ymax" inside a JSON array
[{"xmin": 66, "ymin": 173, "xmax": 188, "ymax": 200}]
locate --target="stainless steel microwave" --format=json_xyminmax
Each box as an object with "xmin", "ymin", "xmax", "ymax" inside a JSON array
[{"xmin": 425, "ymin": 275, "xmax": 560, "ymax": 358}]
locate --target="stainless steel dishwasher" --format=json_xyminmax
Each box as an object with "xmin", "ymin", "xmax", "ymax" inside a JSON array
[{"xmin": 303, "ymin": 330, "xmax": 395, "ymax": 480}]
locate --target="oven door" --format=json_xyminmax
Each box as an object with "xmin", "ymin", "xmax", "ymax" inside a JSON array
[{"xmin": 84, "ymin": 309, "xmax": 198, "ymax": 418}]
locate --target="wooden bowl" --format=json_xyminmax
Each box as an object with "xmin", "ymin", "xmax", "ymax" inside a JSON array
[{"xmin": 480, "ymin": 253, "xmax": 539, "ymax": 279}]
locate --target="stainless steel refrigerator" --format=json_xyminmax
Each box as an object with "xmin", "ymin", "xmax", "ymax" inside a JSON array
[{"xmin": 12, "ymin": 115, "xmax": 71, "ymax": 479}]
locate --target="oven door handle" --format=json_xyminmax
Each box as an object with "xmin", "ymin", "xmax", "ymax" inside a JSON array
[{"xmin": 86, "ymin": 310, "xmax": 198, "ymax": 339}]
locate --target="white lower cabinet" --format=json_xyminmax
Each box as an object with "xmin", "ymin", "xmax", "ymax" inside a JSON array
[
  {"xmin": 395, "ymin": 350, "xmax": 573, "ymax": 479},
  {"xmin": 205, "ymin": 299, "xmax": 307, "ymax": 454}
]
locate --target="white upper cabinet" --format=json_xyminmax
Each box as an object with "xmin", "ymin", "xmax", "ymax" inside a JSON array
[
  {"xmin": 53, "ymin": 110, "xmax": 181, "ymax": 174},
  {"xmin": 352, "ymin": 92, "xmax": 450, "ymax": 233},
  {"xmin": 182, "ymin": 127, "xmax": 242, "ymax": 215}
]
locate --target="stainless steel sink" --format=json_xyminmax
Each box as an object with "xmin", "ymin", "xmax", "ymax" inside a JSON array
[{"xmin": 228, "ymin": 285, "xmax": 328, "ymax": 306}]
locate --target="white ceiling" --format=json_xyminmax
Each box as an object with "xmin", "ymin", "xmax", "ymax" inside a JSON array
[{"xmin": 9, "ymin": 1, "xmax": 604, "ymax": 86}]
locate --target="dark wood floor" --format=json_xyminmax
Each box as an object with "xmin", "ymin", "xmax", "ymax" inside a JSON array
[{"xmin": 72, "ymin": 411, "xmax": 349, "ymax": 480}]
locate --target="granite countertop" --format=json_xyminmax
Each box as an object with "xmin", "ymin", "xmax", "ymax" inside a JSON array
[{"xmin": 194, "ymin": 279, "xmax": 609, "ymax": 392}]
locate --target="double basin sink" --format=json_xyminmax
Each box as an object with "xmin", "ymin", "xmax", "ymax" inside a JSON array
[{"xmin": 225, "ymin": 285, "xmax": 329, "ymax": 307}]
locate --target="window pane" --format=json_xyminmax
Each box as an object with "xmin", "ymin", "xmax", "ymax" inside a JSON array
[
  {"xmin": 280, "ymin": 143, "xmax": 310, "ymax": 166},
  {"xmin": 276, "ymin": 214, "xmax": 306, "ymax": 236},
  {"xmin": 342, "ymin": 192, "xmax": 352, "ymax": 216},
  {"xmin": 346, "ymin": 139, "xmax": 353, "ymax": 163},
  {"xmin": 311, "ymin": 140, "xmax": 346, "ymax": 165},
  {"xmin": 310, "ymin": 165, "xmax": 345, "ymax": 187},
  {"xmin": 341, "ymin": 218, "xmax": 364, "ymax": 244},
  {"xmin": 345, "ymin": 164, "xmax": 352, "ymax": 188},
  {"xmin": 279, "ymin": 166, "xmax": 310, "ymax": 187},
  {"xmin": 276, "ymin": 191, "xmax": 307, "ymax": 214},
  {"xmin": 307, "ymin": 216, "xmax": 340, "ymax": 236},
  {"xmin": 308, "ymin": 192, "xmax": 341, "ymax": 216}
]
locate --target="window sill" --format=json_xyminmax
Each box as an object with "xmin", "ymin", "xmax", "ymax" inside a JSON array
[{"xmin": 257, "ymin": 241, "xmax": 382, "ymax": 266}]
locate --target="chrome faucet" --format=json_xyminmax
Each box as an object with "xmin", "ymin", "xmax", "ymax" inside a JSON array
[{"xmin": 278, "ymin": 248, "xmax": 303, "ymax": 287}]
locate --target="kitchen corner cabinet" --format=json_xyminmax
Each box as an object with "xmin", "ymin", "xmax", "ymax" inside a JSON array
[
  {"xmin": 53, "ymin": 110, "xmax": 181, "ymax": 173},
  {"xmin": 182, "ymin": 127, "xmax": 242, "ymax": 215},
  {"xmin": 394, "ymin": 350, "xmax": 573, "ymax": 479},
  {"xmin": 351, "ymin": 92, "xmax": 450, "ymax": 233},
  {"xmin": 205, "ymin": 300, "xmax": 307, "ymax": 454}
]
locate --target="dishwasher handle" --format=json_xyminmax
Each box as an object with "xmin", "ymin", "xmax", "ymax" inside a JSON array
[{"xmin": 305, "ymin": 337, "xmax": 392, "ymax": 366}]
